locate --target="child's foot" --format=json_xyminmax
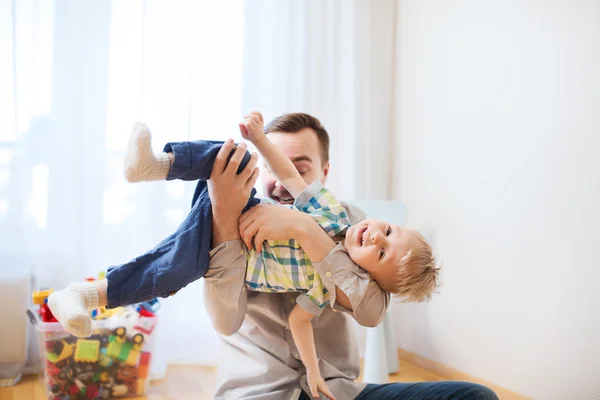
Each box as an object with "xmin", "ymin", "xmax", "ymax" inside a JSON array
[
  {"xmin": 123, "ymin": 122, "xmax": 171, "ymax": 182},
  {"xmin": 47, "ymin": 283, "xmax": 99, "ymax": 338}
]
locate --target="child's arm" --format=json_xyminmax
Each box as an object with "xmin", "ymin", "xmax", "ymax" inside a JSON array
[
  {"xmin": 289, "ymin": 305, "xmax": 337, "ymax": 400},
  {"xmin": 239, "ymin": 112, "xmax": 308, "ymax": 198}
]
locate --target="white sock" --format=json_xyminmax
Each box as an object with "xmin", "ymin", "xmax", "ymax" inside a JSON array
[
  {"xmin": 123, "ymin": 122, "xmax": 171, "ymax": 182},
  {"xmin": 47, "ymin": 283, "xmax": 99, "ymax": 338}
]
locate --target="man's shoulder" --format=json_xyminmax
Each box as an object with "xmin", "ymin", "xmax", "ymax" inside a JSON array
[{"xmin": 340, "ymin": 201, "xmax": 367, "ymax": 225}]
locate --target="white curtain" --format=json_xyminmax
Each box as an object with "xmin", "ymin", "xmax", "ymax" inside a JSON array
[
  {"xmin": 1, "ymin": 0, "xmax": 245, "ymax": 371},
  {"xmin": 1, "ymin": 0, "xmax": 397, "ymax": 369},
  {"xmin": 242, "ymin": 0, "xmax": 397, "ymax": 200}
]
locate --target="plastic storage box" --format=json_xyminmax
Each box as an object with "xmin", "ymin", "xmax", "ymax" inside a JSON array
[{"xmin": 28, "ymin": 308, "xmax": 157, "ymax": 399}]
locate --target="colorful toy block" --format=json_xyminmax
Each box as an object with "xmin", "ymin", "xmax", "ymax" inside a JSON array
[
  {"xmin": 46, "ymin": 340, "xmax": 74, "ymax": 364},
  {"xmin": 106, "ymin": 327, "xmax": 144, "ymax": 366},
  {"xmin": 74, "ymin": 339, "xmax": 101, "ymax": 363}
]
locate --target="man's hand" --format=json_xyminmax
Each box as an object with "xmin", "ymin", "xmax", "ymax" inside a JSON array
[
  {"xmin": 209, "ymin": 139, "xmax": 259, "ymax": 247},
  {"xmin": 239, "ymin": 111, "xmax": 265, "ymax": 143},
  {"xmin": 307, "ymin": 370, "xmax": 336, "ymax": 400},
  {"xmin": 238, "ymin": 204, "xmax": 311, "ymax": 251}
]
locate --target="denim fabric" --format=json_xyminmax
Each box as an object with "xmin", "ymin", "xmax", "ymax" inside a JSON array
[
  {"xmin": 300, "ymin": 381, "xmax": 498, "ymax": 400},
  {"xmin": 106, "ymin": 140, "xmax": 260, "ymax": 307}
]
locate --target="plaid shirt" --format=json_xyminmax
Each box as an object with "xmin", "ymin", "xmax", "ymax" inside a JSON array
[{"xmin": 245, "ymin": 180, "xmax": 352, "ymax": 315}]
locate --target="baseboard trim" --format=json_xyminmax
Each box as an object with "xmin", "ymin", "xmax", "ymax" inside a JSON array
[{"xmin": 397, "ymin": 349, "xmax": 531, "ymax": 400}]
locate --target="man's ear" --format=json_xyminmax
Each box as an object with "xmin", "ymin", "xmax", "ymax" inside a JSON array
[{"xmin": 321, "ymin": 161, "xmax": 330, "ymax": 184}]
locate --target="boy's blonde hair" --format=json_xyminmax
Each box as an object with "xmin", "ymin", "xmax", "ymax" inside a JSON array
[{"xmin": 383, "ymin": 232, "xmax": 439, "ymax": 302}]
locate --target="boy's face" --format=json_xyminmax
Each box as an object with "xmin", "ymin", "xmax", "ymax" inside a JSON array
[
  {"xmin": 344, "ymin": 219, "xmax": 420, "ymax": 284},
  {"xmin": 260, "ymin": 128, "xmax": 330, "ymax": 204}
]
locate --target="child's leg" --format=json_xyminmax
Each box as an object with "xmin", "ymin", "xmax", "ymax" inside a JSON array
[
  {"xmin": 124, "ymin": 122, "xmax": 252, "ymax": 183},
  {"xmin": 104, "ymin": 180, "xmax": 258, "ymax": 306},
  {"xmin": 48, "ymin": 195, "xmax": 213, "ymax": 337},
  {"xmin": 47, "ymin": 279, "xmax": 107, "ymax": 338},
  {"xmin": 50, "ymin": 168, "xmax": 260, "ymax": 339},
  {"xmin": 124, "ymin": 122, "xmax": 172, "ymax": 182},
  {"xmin": 47, "ymin": 195, "xmax": 212, "ymax": 337},
  {"xmin": 164, "ymin": 140, "xmax": 252, "ymax": 181},
  {"xmin": 105, "ymin": 185, "xmax": 214, "ymax": 307}
]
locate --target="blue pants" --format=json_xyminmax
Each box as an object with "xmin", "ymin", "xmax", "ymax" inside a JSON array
[
  {"xmin": 301, "ymin": 382, "xmax": 499, "ymax": 400},
  {"xmin": 106, "ymin": 140, "xmax": 260, "ymax": 307}
]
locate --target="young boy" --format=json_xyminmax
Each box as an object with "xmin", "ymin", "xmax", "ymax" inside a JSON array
[{"xmin": 49, "ymin": 112, "xmax": 438, "ymax": 400}]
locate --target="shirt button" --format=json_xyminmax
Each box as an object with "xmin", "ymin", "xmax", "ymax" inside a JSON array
[
  {"xmin": 290, "ymin": 298, "xmax": 296, "ymax": 304},
  {"xmin": 325, "ymin": 271, "xmax": 332, "ymax": 278}
]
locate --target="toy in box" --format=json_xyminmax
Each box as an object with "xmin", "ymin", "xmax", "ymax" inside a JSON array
[{"xmin": 28, "ymin": 306, "xmax": 157, "ymax": 399}]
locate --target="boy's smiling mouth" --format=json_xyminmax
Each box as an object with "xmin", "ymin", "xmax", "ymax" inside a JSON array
[
  {"xmin": 273, "ymin": 195, "xmax": 294, "ymax": 204},
  {"xmin": 358, "ymin": 226, "xmax": 368, "ymax": 247}
]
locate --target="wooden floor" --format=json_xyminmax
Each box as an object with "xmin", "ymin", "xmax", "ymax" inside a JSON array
[{"xmin": 0, "ymin": 361, "xmax": 450, "ymax": 400}]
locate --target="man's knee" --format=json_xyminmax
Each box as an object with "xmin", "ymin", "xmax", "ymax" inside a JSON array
[{"xmin": 467, "ymin": 383, "xmax": 499, "ymax": 400}]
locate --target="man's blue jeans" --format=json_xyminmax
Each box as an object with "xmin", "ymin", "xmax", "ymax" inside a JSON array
[{"xmin": 300, "ymin": 381, "xmax": 499, "ymax": 400}]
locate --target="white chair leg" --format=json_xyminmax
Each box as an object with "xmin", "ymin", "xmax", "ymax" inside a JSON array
[
  {"xmin": 363, "ymin": 323, "xmax": 388, "ymax": 383},
  {"xmin": 384, "ymin": 310, "xmax": 399, "ymax": 374}
]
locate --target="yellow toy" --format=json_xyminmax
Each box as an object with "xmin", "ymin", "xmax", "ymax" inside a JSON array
[
  {"xmin": 94, "ymin": 306, "xmax": 126, "ymax": 320},
  {"xmin": 46, "ymin": 340, "xmax": 74, "ymax": 364},
  {"xmin": 33, "ymin": 289, "xmax": 54, "ymax": 305},
  {"xmin": 74, "ymin": 339, "xmax": 101, "ymax": 363}
]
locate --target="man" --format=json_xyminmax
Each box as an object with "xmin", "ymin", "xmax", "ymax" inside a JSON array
[{"xmin": 205, "ymin": 113, "xmax": 497, "ymax": 399}]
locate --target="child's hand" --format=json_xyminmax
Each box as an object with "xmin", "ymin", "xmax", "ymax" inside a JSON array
[
  {"xmin": 307, "ymin": 370, "xmax": 336, "ymax": 400},
  {"xmin": 239, "ymin": 111, "xmax": 265, "ymax": 143}
]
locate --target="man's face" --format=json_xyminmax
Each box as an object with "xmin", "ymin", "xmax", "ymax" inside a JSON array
[{"xmin": 260, "ymin": 128, "xmax": 330, "ymax": 204}]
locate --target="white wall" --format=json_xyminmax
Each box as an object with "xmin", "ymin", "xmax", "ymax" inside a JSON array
[{"xmin": 393, "ymin": 1, "xmax": 600, "ymax": 399}]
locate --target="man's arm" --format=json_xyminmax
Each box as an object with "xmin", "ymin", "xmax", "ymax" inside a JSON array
[
  {"xmin": 203, "ymin": 140, "xmax": 258, "ymax": 336},
  {"xmin": 240, "ymin": 111, "xmax": 307, "ymax": 198},
  {"xmin": 209, "ymin": 140, "xmax": 258, "ymax": 246},
  {"xmin": 203, "ymin": 241, "xmax": 248, "ymax": 336}
]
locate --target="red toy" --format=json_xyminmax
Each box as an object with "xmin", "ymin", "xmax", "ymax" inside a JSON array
[{"xmin": 33, "ymin": 289, "xmax": 58, "ymax": 322}]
